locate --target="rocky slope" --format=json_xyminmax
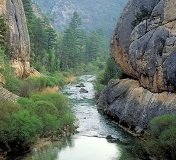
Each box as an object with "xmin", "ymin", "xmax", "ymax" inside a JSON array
[
  {"xmin": 99, "ymin": 0, "xmax": 176, "ymax": 133},
  {"xmin": 33, "ymin": 0, "xmax": 128, "ymax": 36},
  {"xmin": 0, "ymin": 0, "xmax": 31, "ymax": 78}
]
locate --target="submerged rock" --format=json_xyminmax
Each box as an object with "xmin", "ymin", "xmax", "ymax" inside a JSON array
[
  {"xmin": 79, "ymin": 88, "xmax": 88, "ymax": 93},
  {"xmin": 76, "ymin": 83, "xmax": 85, "ymax": 87}
]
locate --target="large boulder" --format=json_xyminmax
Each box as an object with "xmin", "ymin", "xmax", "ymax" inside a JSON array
[{"xmin": 111, "ymin": 0, "xmax": 176, "ymax": 93}]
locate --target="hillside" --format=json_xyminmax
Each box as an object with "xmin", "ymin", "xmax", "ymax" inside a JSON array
[{"xmin": 33, "ymin": 0, "xmax": 128, "ymax": 36}]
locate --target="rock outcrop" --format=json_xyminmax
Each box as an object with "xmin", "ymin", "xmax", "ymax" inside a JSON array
[
  {"xmin": 99, "ymin": 0, "xmax": 176, "ymax": 133},
  {"xmin": 111, "ymin": 0, "xmax": 176, "ymax": 93},
  {"xmin": 99, "ymin": 79, "xmax": 176, "ymax": 132},
  {"xmin": 0, "ymin": 0, "xmax": 31, "ymax": 78}
]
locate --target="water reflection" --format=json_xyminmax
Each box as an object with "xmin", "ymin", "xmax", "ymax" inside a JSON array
[{"xmin": 57, "ymin": 136, "xmax": 121, "ymax": 160}]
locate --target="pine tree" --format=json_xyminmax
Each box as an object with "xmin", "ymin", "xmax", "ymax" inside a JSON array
[{"xmin": 60, "ymin": 12, "xmax": 84, "ymax": 70}]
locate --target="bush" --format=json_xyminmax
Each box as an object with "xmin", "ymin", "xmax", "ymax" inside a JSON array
[
  {"xmin": 18, "ymin": 75, "xmax": 66, "ymax": 97},
  {"xmin": 95, "ymin": 57, "xmax": 122, "ymax": 95},
  {"xmin": 145, "ymin": 115, "xmax": 176, "ymax": 159},
  {"xmin": 31, "ymin": 93, "xmax": 68, "ymax": 112},
  {"xmin": 101, "ymin": 57, "xmax": 123, "ymax": 85},
  {"xmin": 0, "ymin": 101, "xmax": 41, "ymax": 149},
  {"xmin": 9, "ymin": 110, "xmax": 42, "ymax": 143},
  {"xmin": 0, "ymin": 92, "xmax": 76, "ymax": 156},
  {"xmin": 3, "ymin": 69, "xmax": 22, "ymax": 94}
]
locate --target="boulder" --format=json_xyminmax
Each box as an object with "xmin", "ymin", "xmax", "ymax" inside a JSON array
[
  {"xmin": 79, "ymin": 88, "xmax": 88, "ymax": 93},
  {"xmin": 76, "ymin": 83, "xmax": 85, "ymax": 87},
  {"xmin": 111, "ymin": 0, "xmax": 176, "ymax": 93}
]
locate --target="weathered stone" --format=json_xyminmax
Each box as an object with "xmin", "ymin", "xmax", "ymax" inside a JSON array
[
  {"xmin": 98, "ymin": 79, "xmax": 176, "ymax": 131},
  {"xmin": 111, "ymin": 0, "xmax": 176, "ymax": 93},
  {"xmin": 0, "ymin": 0, "xmax": 31, "ymax": 78}
]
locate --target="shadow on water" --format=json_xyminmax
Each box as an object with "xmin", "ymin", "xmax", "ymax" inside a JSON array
[{"xmin": 24, "ymin": 75, "xmax": 140, "ymax": 160}]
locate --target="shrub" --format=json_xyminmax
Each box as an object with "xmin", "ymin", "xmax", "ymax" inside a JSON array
[
  {"xmin": 9, "ymin": 110, "xmax": 42, "ymax": 143},
  {"xmin": 34, "ymin": 100, "xmax": 59, "ymax": 116},
  {"xmin": 0, "ymin": 101, "xmax": 41, "ymax": 149},
  {"xmin": 3, "ymin": 68, "xmax": 22, "ymax": 94},
  {"xmin": 145, "ymin": 115, "xmax": 176, "ymax": 159},
  {"xmin": 0, "ymin": 92, "xmax": 76, "ymax": 156},
  {"xmin": 39, "ymin": 114, "xmax": 59, "ymax": 136},
  {"xmin": 31, "ymin": 93, "xmax": 68, "ymax": 112},
  {"xmin": 17, "ymin": 97, "xmax": 37, "ymax": 109},
  {"xmin": 101, "ymin": 57, "xmax": 123, "ymax": 85}
]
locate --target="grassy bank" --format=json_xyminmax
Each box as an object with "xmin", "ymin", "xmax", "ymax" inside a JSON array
[
  {"xmin": 0, "ymin": 60, "xmax": 76, "ymax": 158},
  {"xmin": 0, "ymin": 92, "xmax": 76, "ymax": 158}
]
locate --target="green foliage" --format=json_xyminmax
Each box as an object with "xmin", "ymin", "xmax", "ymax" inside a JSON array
[
  {"xmin": 0, "ymin": 101, "xmax": 41, "ymax": 145},
  {"xmin": 95, "ymin": 57, "xmax": 123, "ymax": 95},
  {"xmin": 60, "ymin": 12, "xmax": 83, "ymax": 70},
  {"xmin": 0, "ymin": 92, "xmax": 75, "ymax": 154},
  {"xmin": 31, "ymin": 93, "xmax": 68, "ymax": 112},
  {"xmin": 85, "ymin": 31, "xmax": 102, "ymax": 62},
  {"xmin": 100, "ymin": 57, "xmax": 123, "ymax": 85},
  {"xmin": 0, "ymin": 47, "xmax": 5, "ymax": 68},
  {"xmin": 19, "ymin": 74, "xmax": 66, "ymax": 97},
  {"xmin": 1, "ymin": 65, "xmax": 22, "ymax": 94},
  {"xmin": 132, "ymin": 6, "xmax": 151, "ymax": 27},
  {"xmin": 145, "ymin": 115, "xmax": 176, "ymax": 160},
  {"xmin": 10, "ymin": 110, "xmax": 41, "ymax": 142}
]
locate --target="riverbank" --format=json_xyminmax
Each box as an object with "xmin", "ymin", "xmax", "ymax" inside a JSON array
[{"xmin": 0, "ymin": 73, "xmax": 77, "ymax": 159}]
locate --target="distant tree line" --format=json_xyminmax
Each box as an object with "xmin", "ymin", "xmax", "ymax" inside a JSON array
[{"xmin": 22, "ymin": 0, "xmax": 108, "ymax": 73}]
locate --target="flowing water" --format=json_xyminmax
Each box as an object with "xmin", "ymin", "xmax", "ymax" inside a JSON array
[{"xmin": 24, "ymin": 75, "xmax": 136, "ymax": 160}]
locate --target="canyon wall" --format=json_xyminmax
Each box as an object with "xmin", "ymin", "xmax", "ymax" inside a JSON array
[
  {"xmin": 0, "ymin": 0, "xmax": 31, "ymax": 78},
  {"xmin": 99, "ymin": 0, "xmax": 176, "ymax": 133}
]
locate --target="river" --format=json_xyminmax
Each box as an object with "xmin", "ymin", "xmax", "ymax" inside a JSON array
[{"xmin": 24, "ymin": 75, "xmax": 137, "ymax": 160}]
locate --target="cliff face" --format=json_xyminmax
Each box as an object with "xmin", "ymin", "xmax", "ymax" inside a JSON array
[
  {"xmin": 99, "ymin": 0, "xmax": 176, "ymax": 133},
  {"xmin": 111, "ymin": 0, "xmax": 176, "ymax": 93},
  {"xmin": 0, "ymin": 0, "xmax": 30, "ymax": 78}
]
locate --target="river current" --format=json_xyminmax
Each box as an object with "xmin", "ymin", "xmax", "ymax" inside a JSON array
[{"xmin": 24, "ymin": 75, "xmax": 136, "ymax": 160}]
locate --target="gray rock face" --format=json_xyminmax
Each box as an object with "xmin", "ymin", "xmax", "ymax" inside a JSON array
[
  {"xmin": 111, "ymin": 0, "xmax": 176, "ymax": 93},
  {"xmin": 98, "ymin": 79, "xmax": 176, "ymax": 132},
  {"xmin": 102, "ymin": 0, "xmax": 176, "ymax": 132},
  {"xmin": 0, "ymin": 0, "xmax": 31, "ymax": 77}
]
